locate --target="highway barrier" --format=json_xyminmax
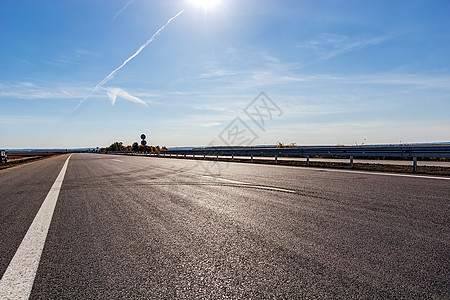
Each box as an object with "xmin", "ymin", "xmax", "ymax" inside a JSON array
[
  {"xmin": 166, "ymin": 145, "xmax": 450, "ymax": 173},
  {"xmin": 105, "ymin": 144, "xmax": 450, "ymax": 173}
]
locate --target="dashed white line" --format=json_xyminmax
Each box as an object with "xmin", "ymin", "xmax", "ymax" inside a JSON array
[
  {"xmin": 202, "ymin": 175, "xmax": 250, "ymax": 185},
  {"xmin": 112, "ymin": 159, "xmax": 125, "ymax": 163},
  {"xmin": 0, "ymin": 154, "xmax": 72, "ymax": 300}
]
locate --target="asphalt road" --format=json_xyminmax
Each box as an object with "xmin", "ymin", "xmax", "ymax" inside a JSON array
[{"xmin": 1, "ymin": 153, "xmax": 449, "ymax": 298}]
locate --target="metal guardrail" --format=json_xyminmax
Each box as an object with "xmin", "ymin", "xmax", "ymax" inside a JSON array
[
  {"xmin": 162, "ymin": 145, "xmax": 450, "ymax": 158},
  {"xmin": 107, "ymin": 145, "xmax": 450, "ymax": 173},
  {"xmin": 160, "ymin": 145, "xmax": 450, "ymax": 173}
]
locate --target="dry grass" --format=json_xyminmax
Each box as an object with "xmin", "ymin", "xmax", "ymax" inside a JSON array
[{"xmin": 0, "ymin": 152, "xmax": 65, "ymax": 170}]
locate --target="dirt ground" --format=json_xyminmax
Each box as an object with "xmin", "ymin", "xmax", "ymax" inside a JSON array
[{"xmin": 0, "ymin": 152, "xmax": 65, "ymax": 170}]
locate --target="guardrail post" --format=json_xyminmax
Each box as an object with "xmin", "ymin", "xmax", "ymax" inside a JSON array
[
  {"xmin": 306, "ymin": 155, "xmax": 310, "ymax": 166},
  {"xmin": 193, "ymin": 154, "xmax": 195, "ymax": 159},
  {"xmin": 350, "ymin": 156, "xmax": 354, "ymax": 168},
  {"xmin": 413, "ymin": 157, "xmax": 417, "ymax": 173},
  {"xmin": 216, "ymin": 154, "xmax": 219, "ymax": 161},
  {"xmin": 275, "ymin": 155, "xmax": 278, "ymax": 164},
  {"xmin": 232, "ymin": 154, "xmax": 234, "ymax": 161},
  {"xmin": 203, "ymin": 154, "xmax": 206, "ymax": 160},
  {"xmin": 184, "ymin": 153, "xmax": 186, "ymax": 159},
  {"xmin": 251, "ymin": 154, "xmax": 253, "ymax": 162}
]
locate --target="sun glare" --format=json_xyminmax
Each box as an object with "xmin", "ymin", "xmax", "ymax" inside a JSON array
[{"xmin": 190, "ymin": 0, "xmax": 221, "ymax": 9}]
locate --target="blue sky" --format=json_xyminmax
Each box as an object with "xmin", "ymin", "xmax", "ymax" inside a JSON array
[{"xmin": 1, "ymin": 0, "xmax": 449, "ymax": 149}]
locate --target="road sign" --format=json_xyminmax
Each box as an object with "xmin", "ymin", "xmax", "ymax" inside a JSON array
[
  {"xmin": 141, "ymin": 140, "xmax": 147, "ymax": 146},
  {"xmin": 141, "ymin": 134, "xmax": 146, "ymax": 140},
  {"xmin": 0, "ymin": 150, "xmax": 6, "ymax": 164}
]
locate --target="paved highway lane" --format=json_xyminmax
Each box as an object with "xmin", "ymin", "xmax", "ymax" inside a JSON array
[
  {"xmin": 0, "ymin": 154, "xmax": 70, "ymax": 278},
  {"xmin": 1, "ymin": 153, "xmax": 449, "ymax": 298}
]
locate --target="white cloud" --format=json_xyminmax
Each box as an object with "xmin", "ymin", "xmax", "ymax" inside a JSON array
[
  {"xmin": 0, "ymin": 82, "xmax": 88, "ymax": 99},
  {"xmin": 0, "ymin": 81, "xmax": 171, "ymax": 107},
  {"xmin": 274, "ymin": 121, "xmax": 450, "ymax": 146},
  {"xmin": 297, "ymin": 33, "xmax": 394, "ymax": 60},
  {"xmin": 199, "ymin": 69, "xmax": 239, "ymax": 78},
  {"xmin": 200, "ymin": 122, "xmax": 221, "ymax": 127},
  {"xmin": 193, "ymin": 51, "xmax": 308, "ymax": 90},
  {"xmin": 194, "ymin": 104, "xmax": 227, "ymax": 112},
  {"xmin": 341, "ymin": 74, "xmax": 450, "ymax": 89},
  {"xmin": 47, "ymin": 55, "xmax": 81, "ymax": 67},
  {"xmin": 74, "ymin": 49, "xmax": 99, "ymax": 57},
  {"xmin": 105, "ymin": 87, "xmax": 148, "ymax": 106}
]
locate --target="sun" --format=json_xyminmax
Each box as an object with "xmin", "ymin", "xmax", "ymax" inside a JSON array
[{"xmin": 190, "ymin": 0, "xmax": 221, "ymax": 9}]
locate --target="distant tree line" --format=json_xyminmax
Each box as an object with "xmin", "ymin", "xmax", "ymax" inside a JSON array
[
  {"xmin": 101, "ymin": 141, "xmax": 167, "ymax": 153},
  {"xmin": 275, "ymin": 142, "xmax": 297, "ymax": 148}
]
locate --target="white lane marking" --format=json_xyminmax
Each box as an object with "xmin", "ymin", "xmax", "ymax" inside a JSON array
[
  {"xmin": 0, "ymin": 154, "xmax": 72, "ymax": 300},
  {"xmin": 112, "ymin": 159, "xmax": 125, "ymax": 163},
  {"xmin": 309, "ymin": 167, "xmax": 450, "ymax": 180},
  {"xmin": 202, "ymin": 175, "xmax": 296, "ymax": 193},
  {"xmin": 202, "ymin": 175, "xmax": 250, "ymax": 185}
]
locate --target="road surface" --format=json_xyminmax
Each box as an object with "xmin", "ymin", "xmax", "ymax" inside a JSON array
[{"xmin": 1, "ymin": 153, "xmax": 449, "ymax": 298}]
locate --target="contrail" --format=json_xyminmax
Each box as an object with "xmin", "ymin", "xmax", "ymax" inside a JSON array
[
  {"xmin": 76, "ymin": 10, "xmax": 184, "ymax": 109},
  {"xmin": 113, "ymin": 0, "xmax": 134, "ymax": 20}
]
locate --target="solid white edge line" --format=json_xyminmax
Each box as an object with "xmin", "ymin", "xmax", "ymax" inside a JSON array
[{"xmin": 0, "ymin": 154, "xmax": 72, "ymax": 300}]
